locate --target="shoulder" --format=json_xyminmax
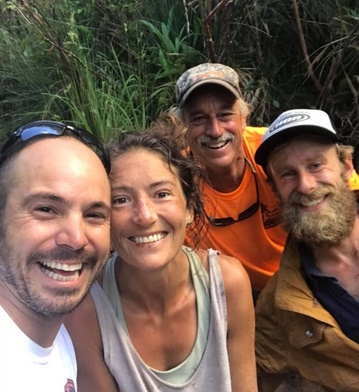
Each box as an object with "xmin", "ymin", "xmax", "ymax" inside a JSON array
[
  {"xmin": 195, "ymin": 250, "xmax": 253, "ymax": 302},
  {"xmin": 195, "ymin": 250, "xmax": 250, "ymax": 287},
  {"xmin": 217, "ymin": 253, "xmax": 252, "ymax": 298},
  {"xmin": 243, "ymin": 126, "xmax": 267, "ymax": 146},
  {"xmin": 243, "ymin": 126, "xmax": 269, "ymax": 177},
  {"xmin": 56, "ymin": 326, "xmax": 77, "ymax": 369}
]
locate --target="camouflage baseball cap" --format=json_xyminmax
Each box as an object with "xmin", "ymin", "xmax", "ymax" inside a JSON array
[{"xmin": 176, "ymin": 63, "xmax": 241, "ymax": 108}]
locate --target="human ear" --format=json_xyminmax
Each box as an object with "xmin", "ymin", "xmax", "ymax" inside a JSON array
[
  {"xmin": 342, "ymin": 157, "xmax": 354, "ymax": 180},
  {"xmin": 185, "ymin": 208, "xmax": 194, "ymax": 228}
]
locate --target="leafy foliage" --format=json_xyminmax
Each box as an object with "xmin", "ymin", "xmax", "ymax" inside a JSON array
[{"xmin": 0, "ymin": 0, "xmax": 358, "ymax": 143}]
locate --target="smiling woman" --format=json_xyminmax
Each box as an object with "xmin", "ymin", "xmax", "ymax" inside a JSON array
[{"xmin": 65, "ymin": 117, "xmax": 257, "ymax": 392}]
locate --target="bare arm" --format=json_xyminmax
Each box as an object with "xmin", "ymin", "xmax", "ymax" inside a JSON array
[
  {"xmin": 64, "ymin": 293, "xmax": 119, "ymax": 392},
  {"xmin": 219, "ymin": 254, "xmax": 258, "ymax": 392}
]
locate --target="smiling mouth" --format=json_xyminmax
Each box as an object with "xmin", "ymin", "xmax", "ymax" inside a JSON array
[
  {"xmin": 39, "ymin": 261, "xmax": 83, "ymax": 282},
  {"xmin": 201, "ymin": 140, "xmax": 230, "ymax": 149},
  {"xmin": 301, "ymin": 198, "xmax": 324, "ymax": 207},
  {"xmin": 129, "ymin": 232, "xmax": 167, "ymax": 244},
  {"xmin": 297, "ymin": 196, "xmax": 326, "ymax": 208}
]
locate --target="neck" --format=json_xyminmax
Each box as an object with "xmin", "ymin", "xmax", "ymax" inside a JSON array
[
  {"xmin": 306, "ymin": 218, "xmax": 359, "ymax": 299},
  {"xmin": 115, "ymin": 249, "xmax": 192, "ymax": 314},
  {"xmin": 309, "ymin": 218, "xmax": 359, "ymax": 268},
  {"xmin": 0, "ymin": 281, "xmax": 63, "ymax": 347},
  {"xmin": 205, "ymin": 156, "xmax": 247, "ymax": 193}
]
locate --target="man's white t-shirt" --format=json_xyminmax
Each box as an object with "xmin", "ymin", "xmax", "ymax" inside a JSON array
[{"xmin": 0, "ymin": 305, "xmax": 77, "ymax": 391}]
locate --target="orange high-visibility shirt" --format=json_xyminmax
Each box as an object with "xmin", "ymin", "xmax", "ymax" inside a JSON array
[{"xmin": 186, "ymin": 126, "xmax": 359, "ymax": 291}]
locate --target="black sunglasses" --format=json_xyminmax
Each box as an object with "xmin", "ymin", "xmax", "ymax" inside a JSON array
[
  {"xmin": 205, "ymin": 158, "xmax": 260, "ymax": 227},
  {"xmin": 0, "ymin": 120, "xmax": 111, "ymax": 173}
]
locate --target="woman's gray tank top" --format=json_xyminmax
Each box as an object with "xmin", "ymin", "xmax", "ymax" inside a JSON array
[{"xmin": 90, "ymin": 247, "xmax": 231, "ymax": 391}]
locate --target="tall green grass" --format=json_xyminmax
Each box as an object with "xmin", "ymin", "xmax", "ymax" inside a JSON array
[{"xmin": 0, "ymin": 0, "xmax": 358, "ymax": 141}]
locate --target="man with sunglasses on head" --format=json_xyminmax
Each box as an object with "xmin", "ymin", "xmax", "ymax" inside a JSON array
[
  {"xmin": 0, "ymin": 121, "xmax": 111, "ymax": 391},
  {"xmin": 255, "ymin": 110, "xmax": 359, "ymax": 391}
]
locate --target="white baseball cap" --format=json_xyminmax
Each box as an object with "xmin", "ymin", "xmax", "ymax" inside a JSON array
[{"xmin": 255, "ymin": 109, "xmax": 340, "ymax": 168}]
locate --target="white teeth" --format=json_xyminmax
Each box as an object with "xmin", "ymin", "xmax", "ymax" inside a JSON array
[
  {"xmin": 301, "ymin": 198, "xmax": 324, "ymax": 207},
  {"xmin": 206, "ymin": 141, "xmax": 227, "ymax": 149},
  {"xmin": 41, "ymin": 261, "xmax": 82, "ymax": 271},
  {"xmin": 131, "ymin": 233, "xmax": 166, "ymax": 244},
  {"xmin": 41, "ymin": 267, "xmax": 79, "ymax": 282}
]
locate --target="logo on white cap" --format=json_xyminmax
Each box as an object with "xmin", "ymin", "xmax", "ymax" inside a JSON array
[
  {"xmin": 269, "ymin": 114, "xmax": 310, "ymax": 133},
  {"xmin": 255, "ymin": 109, "xmax": 339, "ymax": 168}
]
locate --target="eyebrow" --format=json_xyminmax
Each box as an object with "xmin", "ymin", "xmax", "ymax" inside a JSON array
[
  {"xmin": 23, "ymin": 193, "xmax": 65, "ymax": 206},
  {"xmin": 111, "ymin": 180, "xmax": 178, "ymax": 192},
  {"xmin": 23, "ymin": 192, "xmax": 110, "ymax": 210},
  {"xmin": 186, "ymin": 109, "xmax": 206, "ymax": 117}
]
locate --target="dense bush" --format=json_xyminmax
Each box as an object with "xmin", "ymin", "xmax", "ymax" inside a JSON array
[{"xmin": 0, "ymin": 0, "xmax": 358, "ymax": 144}]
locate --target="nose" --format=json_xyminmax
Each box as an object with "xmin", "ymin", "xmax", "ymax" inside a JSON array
[
  {"xmin": 297, "ymin": 171, "xmax": 316, "ymax": 194},
  {"xmin": 206, "ymin": 117, "xmax": 223, "ymax": 138},
  {"xmin": 55, "ymin": 214, "xmax": 89, "ymax": 250},
  {"xmin": 132, "ymin": 199, "xmax": 157, "ymax": 226}
]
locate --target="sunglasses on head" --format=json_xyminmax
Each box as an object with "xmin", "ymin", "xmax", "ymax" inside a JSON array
[
  {"xmin": 205, "ymin": 157, "xmax": 260, "ymax": 227},
  {"xmin": 0, "ymin": 120, "xmax": 111, "ymax": 173}
]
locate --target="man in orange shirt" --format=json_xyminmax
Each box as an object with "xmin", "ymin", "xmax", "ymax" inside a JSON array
[
  {"xmin": 175, "ymin": 63, "xmax": 286, "ymax": 293},
  {"xmin": 175, "ymin": 63, "xmax": 359, "ymax": 294}
]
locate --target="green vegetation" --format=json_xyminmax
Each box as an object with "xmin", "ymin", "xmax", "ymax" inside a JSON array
[{"xmin": 0, "ymin": 0, "xmax": 358, "ymax": 144}]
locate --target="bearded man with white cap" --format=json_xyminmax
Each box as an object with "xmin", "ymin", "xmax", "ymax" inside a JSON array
[{"xmin": 255, "ymin": 109, "xmax": 359, "ymax": 391}]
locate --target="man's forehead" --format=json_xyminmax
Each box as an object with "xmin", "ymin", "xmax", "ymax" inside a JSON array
[
  {"xmin": 21, "ymin": 135, "xmax": 90, "ymax": 151},
  {"xmin": 14, "ymin": 137, "xmax": 102, "ymax": 168},
  {"xmin": 274, "ymin": 135, "xmax": 333, "ymax": 154},
  {"xmin": 270, "ymin": 138, "xmax": 336, "ymax": 166},
  {"xmin": 8, "ymin": 163, "xmax": 110, "ymax": 208},
  {"xmin": 9, "ymin": 137, "xmax": 109, "ymax": 187}
]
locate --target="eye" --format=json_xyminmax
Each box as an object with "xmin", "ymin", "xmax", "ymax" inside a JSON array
[
  {"xmin": 112, "ymin": 196, "xmax": 129, "ymax": 205},
  {"xmin": 309, "ymin": 161, "xmax": 323, "ymax": 171},
  {"xmin": 156, "ymin": 191, "xmax": 171, "ymax": 199},
  {"xmin": 32, "ymin": 205, "xmax": 58, "ymax": 220},
  {"xmin": 35, "ymin": 206, "xmax": 54, "ymax": 213},
  {"xmin": 33, "ymin": 205, "xmax": 57, "ymax": 215},
  {"xmin": 218, "ymin": 112, "xmax": 233, "ymax": 121},
  {"xmin": 280, "ymin": 170, "xmax": 296, "ymax": 179},
  {"xmin": 190, "ymin": 115, "xmax": 206, "ymax": 126},
  {"xmin": 85, "ymin": 211, "xmax": 109, "ymax": 224}
]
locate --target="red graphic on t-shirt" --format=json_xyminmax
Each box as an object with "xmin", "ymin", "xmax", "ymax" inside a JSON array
[{"xmin": 64, "ymin": 378, "xmax": 76, "ymax": 392}]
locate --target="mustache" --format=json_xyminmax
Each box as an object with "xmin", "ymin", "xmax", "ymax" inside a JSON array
[
  {"xmin": 198, "ymin": 132, "xmax": 234, "ymax": 145},
  {"xmin": 287, "ymin": 184, "xmax": 335, "ymax": 205},
  {"xmin": 27, "ymin": 248, "xmax": 97, "ymax": 265},
  {"xmin": 281, "ymin": 179, "xmax": 356, "ymax": 246}
]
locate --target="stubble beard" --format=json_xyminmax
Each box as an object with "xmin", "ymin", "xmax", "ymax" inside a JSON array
[
  {"xmin": 0, "ymin": 238, "xmax": 100, "ymax": 317},
  {"xmin": 281, "ymin": 177, "xmax": 357, "ymax": 247}
]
